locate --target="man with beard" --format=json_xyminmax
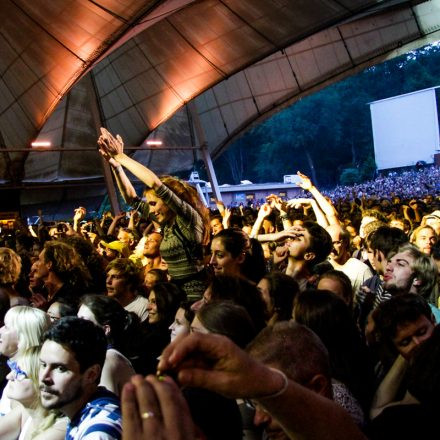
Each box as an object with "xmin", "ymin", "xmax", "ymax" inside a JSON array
[{"xmin": 39, "ymin": 316, "xmax": 122, "ymax": 440}]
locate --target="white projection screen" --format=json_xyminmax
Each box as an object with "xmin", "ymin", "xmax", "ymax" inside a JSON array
[{"xmin": 370, "ymin": 88, "xmax": 440, "ymax": 170}]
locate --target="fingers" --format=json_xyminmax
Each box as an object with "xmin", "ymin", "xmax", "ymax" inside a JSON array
[
  {"xmin": 121, "ymin": 382, "xmax": 142, "ymax": 439},
  {"xmin": 131, "ymin": 375, "xmax": 161, "ymax": 437},
  {"xmin": 146, "ymin": 376, "xmax": 195, "ymax": 439}
]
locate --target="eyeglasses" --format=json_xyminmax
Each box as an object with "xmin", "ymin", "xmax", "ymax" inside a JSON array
[{"xmin": 7, "ymin": 360, "xmax": 28, "ymax": 382}]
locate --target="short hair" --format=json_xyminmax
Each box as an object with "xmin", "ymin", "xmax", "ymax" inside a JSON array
[
  {"xmin": 260, "ymin": 272, "xmax": 299, "ymax": 321},
  {"xmin": 106, "ymin": 258, "xmax": 141, "ymax": 291},
  {"xmin": 5, "ymin": 306, "xmax": 51, "ymax": 354},
  {"xmin": 317, "ymin": 270, "xmax": 353, "ymax": 308},
  {"xmin": 209, "ymin": 275, "xmax": 266, "ymax": 332},
  {"xmin": 362, "ymin": 209, "xmax": 388, "ymax": 224},
  {"xmin": 374, "ymin": 294, "xmax": 433, "ymax": 347},
  {"xmin": 197, "ymin": 301, "xmax": 257, "ymax": 348},
  {"xmin": 44, "ymin": 316, "xmax": 107, "ymax": 373},
  {"xmin": 302, "ymin": 221, "xmax": 332, "ymax": 267},
  {"xmin": 0, "ymin": 247, "xmax": 22, "ymax": 285},
  {"xmin": 410, "ymin": 224, "xmax": 436, "ymax": 245},
  {"xmin": 366, "ymin": 226, "xmax": 408, "ymax": 257},
  {"xmin": 247, "ymin": 321, "xmax": 331, "ymax": 385},
  {"xmin": 393, "ymin": 244, "xmax": 438, "ymax": 302},
  {"xmin": 145, "ymin": 268, "xmax": 168, "ymax": 284}
]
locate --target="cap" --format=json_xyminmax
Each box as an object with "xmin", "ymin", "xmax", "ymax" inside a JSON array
[
  {"xmin": 100, "ymin": 240, "xmax": 129, "ymax": 258},
  {"xmin": 426, "ymin": 210, "xmax": 440, "ymax": 220}
]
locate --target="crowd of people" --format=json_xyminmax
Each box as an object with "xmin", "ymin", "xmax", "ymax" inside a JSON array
[{"xmin": 0, "ymin": 128, "xmax": 439, "ymax": 439}]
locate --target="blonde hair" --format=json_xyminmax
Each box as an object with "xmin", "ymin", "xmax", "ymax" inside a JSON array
[
  {"xmin": 5, "ymin": 306, "xmax": 51, "ymax": 355},
  {"xmin": 14, "ymin": 347, "xmax": 66, "ymax": 437},
  {"xmin": 0, "ymin": 248, "xmax": 22, "ymax": 285}
]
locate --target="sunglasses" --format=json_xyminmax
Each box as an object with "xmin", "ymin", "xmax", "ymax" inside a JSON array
[{"xmin": 7, "ymin": 359, "xmax": 28, "ymax": 382}]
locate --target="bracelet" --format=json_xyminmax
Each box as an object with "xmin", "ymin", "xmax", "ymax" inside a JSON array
[{"xmin": 258, "ymin": 368, "xmax": 289, "ymax": 400}]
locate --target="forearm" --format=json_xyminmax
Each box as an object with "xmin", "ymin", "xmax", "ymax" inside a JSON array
[
  {"xmin": 309, "ymin": 199, "xmax": 329, "ymax": 228},
  {"xmin": 112, "ymin": 165, "xmax": 138, "ymax": 203},
  {"xmin": 250, "ymin": 216, "xmax": 264, "ymax": 238},
  {"xmin": 115, "ymin": 153, "xmax": 162, "ymax": 191},
  {"xmin": 258, "ymin": 381, "xmax": 366, "ymax": 440},
  {"xmin": 370, "ymin": 355, "xmax": 408, "ymax": 419},
  {"xmin": 309, "ymin": 186, "xmax": 340, "ymax": 225}
]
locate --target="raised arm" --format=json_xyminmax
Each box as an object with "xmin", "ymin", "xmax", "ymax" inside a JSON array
[
  {"xmin": 98, "ymin": 128, "xmax": 162, "ymax": 191},
  {"xmin": 297, "ymin": 172, "xmax": 340, "ymax": 226},
  {"xmin": 286, "ymin": 198, "xmax": 328, "ymax": 228}
]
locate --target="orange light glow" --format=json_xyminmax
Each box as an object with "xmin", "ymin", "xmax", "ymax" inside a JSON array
[{"xmin": 31, "ymin": 141, "xmax": 51, "ymax": 147}]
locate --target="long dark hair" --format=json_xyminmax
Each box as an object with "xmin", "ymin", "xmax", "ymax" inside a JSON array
[
  {"xmin": 79, "ymin": 294, "xmax": 141, "ymax": 357},
  {"xmin": 151, "ymin": 282, "xmax": 185, "ymax": 327}
]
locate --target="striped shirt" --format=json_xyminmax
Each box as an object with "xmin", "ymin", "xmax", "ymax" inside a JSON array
[{"xmin": 66, "ymin": 387, "xmax": 121, "ymax": 440}]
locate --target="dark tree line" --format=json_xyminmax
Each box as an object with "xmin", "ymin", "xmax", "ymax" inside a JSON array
[{"xmin": 210, "ymin": 43, "xmax": 440, "ymax": 188}]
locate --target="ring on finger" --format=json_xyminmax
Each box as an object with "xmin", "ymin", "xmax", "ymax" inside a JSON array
[{"xmin": 140, "ymin": 411, "xmax": 155, "ymax": 420}]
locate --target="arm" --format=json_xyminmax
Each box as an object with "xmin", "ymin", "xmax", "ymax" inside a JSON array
[
  {"xmin": 250, "ymin": 203, "xmax": 272, "ymax": 238},
  {"xmin": 0, "ymin": 406, "xmax": 22, "ymax": 440},
  {"xmin": 369, "ymin": 355, "xmax": 409, "ymax": 419},
  {"xmin": 73, "ymin": 207, "xmax": 86, "ymax": 233},
  {"xmin": 107, "ymin": 212, "xmax": 126, "ymax": 237},
  {"xmin": 297, "ymin": 172, "xmax": 340, "ymax": 226},
  {"xmin": 287, "ymin": 198, "xmax": 328, "ymax": 228},
  {"xmin": 158, "ymin": 333, "xmax": 366, "ymax": 440},
  {"xmin": 267, "ymin": 194, "xmax": 292, "ymax": 229}
]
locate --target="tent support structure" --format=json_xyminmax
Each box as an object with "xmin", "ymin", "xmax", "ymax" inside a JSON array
[
  {"xmin": 87, "ymin": 73, "xmax": 121, "ymax": 215},
  {"xmin": 188, "ymin": 101, "xmax": 222, "ymax": 203}
]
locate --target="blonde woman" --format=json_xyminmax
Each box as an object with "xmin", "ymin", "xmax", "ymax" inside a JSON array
[
  {"xmin": 0, "ymin": 347, "xmax": 67, "ymax": 439},
  {"xmin": 0, "ymin": 306, "xmax": 51, "ymax": 416}
]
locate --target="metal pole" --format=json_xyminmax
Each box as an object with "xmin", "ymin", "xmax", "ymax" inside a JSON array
[
  {"xmin": 187, "ymin": 101, "xmax": 222, "ymax": 202},
  {"xmin": 86, "ymin": 73, "xmax": 121, "ymax": 215}
]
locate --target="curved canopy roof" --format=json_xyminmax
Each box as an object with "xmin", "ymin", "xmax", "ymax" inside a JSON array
[{"xmin": 1, "ymin": 0, "xmax": 439, "ymax": 189}]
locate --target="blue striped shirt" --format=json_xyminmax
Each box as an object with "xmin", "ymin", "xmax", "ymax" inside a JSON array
[{"xmin": 66, "ymin": 387, "xmax": 122, "ymax": 440}]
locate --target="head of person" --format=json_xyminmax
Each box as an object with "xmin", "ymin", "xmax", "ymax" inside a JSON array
[
  {"xmin": 360, "ymin": 210, "xmax": 388, "ymax": 238},
  {"xmin": 326, "ymin": 225, "xmax": 350, "ymax": 264},
  {"xmin": 0, "ymin": 247, "xmax": 22, "ymax": 287},
  {"xmin": 374, "ymin": 293, "xmax": 436, "ymax": 360},
  {"xmin": 39, "ymin": 317, "xmax": 107, "ymax": 414},
  {"xmin": 365, "ymin": 226, "xmax": 408, "ymax": 275},
  {"xmin": 78, "ymin": 294, "xmax": 140, "ymax": 353},
  {"xmin": 106, "ymin": 258, "xmax": 141, "ymax": 299},
  {"xmin": 29, "ymin": 260, "xmax": 45, "ymax": 293},
  {"xmin": 144, "ymin": 268, "xmax": 168, "ymax": 294},
  {"xmin": 6, "ymin": 347, "xmax": 44, "ymax": 410},
  {"xmin": 146, "ymin": 175, "xmax": 210, "ymax": 245},
  {"xmin": 410, "ymin": 225, "xmax": 437, "ymax": 256},
  {"xmin": 38, "ymin": 241, "xmax": 90, "ymax": 285},
  {"xmin": 317, "ymin": 270, "xmax": 354, "ymax": 308},
  {"xmin": 209, "ymin": 229, "xmax": 249, "ymax": 278},
  {"xmin": 384, "ymin": 244, "xmax": 438, "ymax": 301},
  {"xmin": 286, "ymin": 221, "xmax": 332, "ymax": 269},
  {"xmin": 100, "ymin": 240, "xmax": 130, "ymax": 261},
  {"xmin": 117, "ymin": 228, "xmax": 135, "ymax": 247},
  {"xmin": 191, "ymin": 301, "xmax": 257, "ymax": 348},
  {"xmin": 193, "ymin": 275, "xmax": 266, "ymax": 332},
  {"xmin": 142, "ymin": 232, "xmax": 162, "ymax": 258},
  {"xmin": 147, "ymin": 282, "xmax": 183, "ymax": 327},
  {"xmin": 0, "ymin": 306, "xmax": 51, "ymax": 358},
  {"xmin": 257, "ymin": 272, "xmax": 299, "ymax": 323},
  {"xmin": 209, "ymin": 216, "xmax": 224, "ymax": 236},
  {"xmin": 169, "ymin": 301, "xmax": 194, "ymax": 342},
  {"xmin": 247, "ymin": 321, "xmax": 332, "ymax": 439},
  {"xmin": 424, "ymin": 211, "xmax": 440, "ymax": 235},
  {"xmin": 47, "ymin": 297, "xmax": 79, "ymax": 323}
]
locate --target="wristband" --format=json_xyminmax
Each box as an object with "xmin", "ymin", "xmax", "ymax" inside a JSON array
[{"xmin": 259, "ymin": 368, "xmax": 289, "ymax": 400}]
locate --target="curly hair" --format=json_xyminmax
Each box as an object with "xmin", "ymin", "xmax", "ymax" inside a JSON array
[
  {"xmin": 0, "ymin": 247, "xmax": 22, "ymax": 285},
  {"xmin": 159, "ymin": 176, "xmax": 211, "ymax": 246}
]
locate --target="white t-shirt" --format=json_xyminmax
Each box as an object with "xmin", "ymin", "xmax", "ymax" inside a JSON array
[{"xmin": 124, "ymin": 295, "xmax": 149, "ymax": 322}]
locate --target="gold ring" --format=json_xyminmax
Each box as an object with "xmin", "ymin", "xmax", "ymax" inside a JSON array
[{"xmin": 141, "ymin": 411, "xmax": 155, "ymax": 420}]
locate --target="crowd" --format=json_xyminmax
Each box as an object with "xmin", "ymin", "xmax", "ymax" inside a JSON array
[{"xmin": 0, "ymin": 128, "xmax": 439, "ymax": 439}]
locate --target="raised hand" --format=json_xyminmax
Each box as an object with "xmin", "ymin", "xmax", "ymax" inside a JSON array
[
  {"xmin": 296, "ymin": 171, "xmax": 313, "ymax": 191},
  {"xmin": 98, "ymin": 127, "xmax": 124, "ymax": 158}
]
